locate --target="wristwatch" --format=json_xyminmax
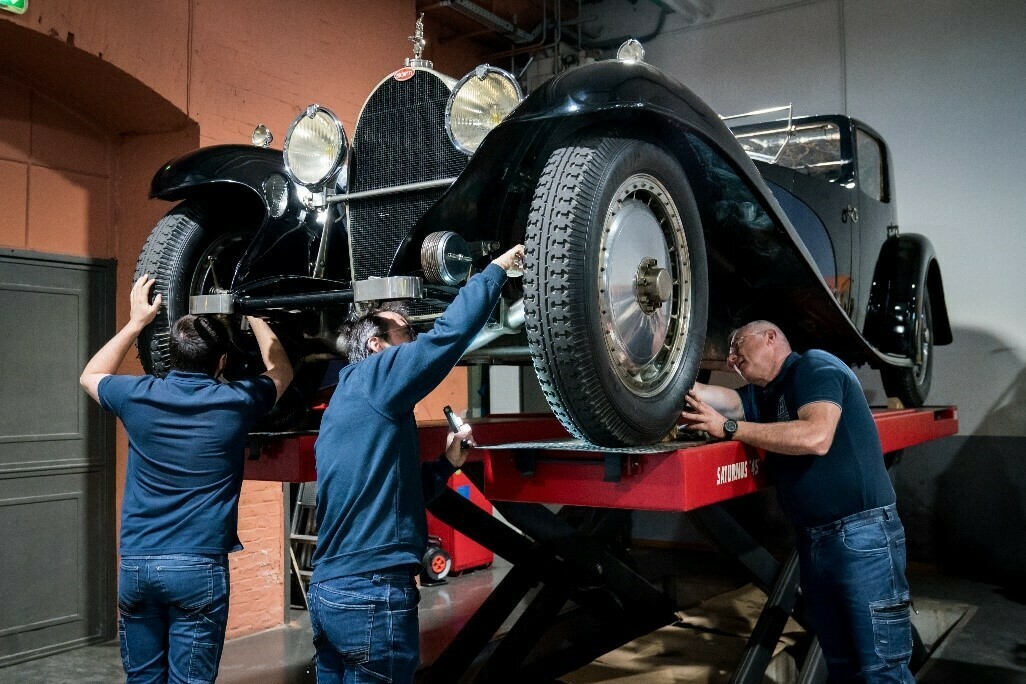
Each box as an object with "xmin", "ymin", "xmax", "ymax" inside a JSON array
[{"xmin": 723, "ymin": 419, "xmax": 739, "ymax": 440}]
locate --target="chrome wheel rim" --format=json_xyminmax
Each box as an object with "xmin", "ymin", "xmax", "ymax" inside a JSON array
[
  {"xmin": 598, "ymin": 174, "xmax": 692, "ymax": 397},
  {"xmin": 189, "ymin": 232, "xmax": 250, "ymax": 298},
  {"xmin": 914, "ymin": 314, "xmax": 931, "ymax": 385}
]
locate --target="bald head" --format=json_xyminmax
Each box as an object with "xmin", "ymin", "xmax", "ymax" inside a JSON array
[{"xmin": 727, "ymin": 320, "xmax": 793, "ymax": 386}]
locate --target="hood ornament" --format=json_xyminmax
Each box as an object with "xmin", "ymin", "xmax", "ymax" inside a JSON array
[{"xmin": 405, "ymin": 13, "xmax": 433, "ymax": 69}]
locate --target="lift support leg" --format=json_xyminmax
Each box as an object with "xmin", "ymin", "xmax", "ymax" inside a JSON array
[{"xmin": 424, "ymin": 478, "xmax": 678, "ymax": 682}]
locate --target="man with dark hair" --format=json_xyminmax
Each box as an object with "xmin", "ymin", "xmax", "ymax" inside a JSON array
[
  {"xmin": 309, "ymin": 245, "xmax": 524, "ymax": 684},
  {"xmin": 80, "ymin": 274, "xmax": 294, "ymax": 684},
  {"xmin": 682, "ymin": 321, "xmax": 914, "ymax": 683},
  {"xmin": 336, "ymin": 300, "xmax": 413, "ymax": 364},
  {"xmin": 168, "ymin": 314, "xmax": 231, "ymax": 374}
]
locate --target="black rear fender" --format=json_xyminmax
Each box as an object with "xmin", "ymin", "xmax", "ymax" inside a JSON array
[{"xmin": 864, "ymin": 233, "xmax": 953, "ymax": 355}]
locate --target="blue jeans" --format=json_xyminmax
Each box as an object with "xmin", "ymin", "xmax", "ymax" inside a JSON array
[
  {"xmin": 309, "ymin": 571, "xmax": 421, "ymax": 684},
  {"xmin": 117, "ymin": 555, "xmax": 230, "ymax": 684},
  {"xmin": 798, "ymin": 504, "xmax": 915, "ymax": 683}
]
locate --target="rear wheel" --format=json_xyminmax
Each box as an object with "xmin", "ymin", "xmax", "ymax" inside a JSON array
[
  {"xmin": 523, "ymin": 138, "xmax": 707, "ymax": 446},
  {"xmin": 881, "ymin": 289, "xmax": 933, "ymax": 407},
  {"xmin": 134, "ymin": 200, "xmax": 324, "ymax": 429}
]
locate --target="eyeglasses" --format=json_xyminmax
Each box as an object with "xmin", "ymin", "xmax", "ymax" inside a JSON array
[
  {"xmin": 728, "ymin": 329, "xmax": 769, "ymax": 358},
  {"xmin": 386, "ymin": 323, "xmax": 417, "ymax": 343}
]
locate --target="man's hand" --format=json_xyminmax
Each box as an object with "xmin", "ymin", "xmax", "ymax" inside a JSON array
[
  {"xmin": 129, "ymin": 275, "xmax": 162, "ymax": 330},
  {"xmin": 81, "ymin": 274, "xmax": 162, "ymax": 402},
  {"xmin": 681, "ymin": 389, "xmax": 729, "ymax": 439},
  {"xmin": 491, "ymin": 244, "xmax": 525, "ymax": 273},
  {"xmin": 444, "ymin": 423, "xmax": 475, "ymax": 469}
]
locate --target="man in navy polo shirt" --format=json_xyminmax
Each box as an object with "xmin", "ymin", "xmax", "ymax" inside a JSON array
[
  {"xmin": 80, "ymin": 274, "xmax": 293, "ymax": 684},
  {"xmin": 309, "ymin": 244, "xmax": 524, "ymax": 684},
  {"xmin": 682, "ymin": 320, "xmax": 914, "ymax": 683}
]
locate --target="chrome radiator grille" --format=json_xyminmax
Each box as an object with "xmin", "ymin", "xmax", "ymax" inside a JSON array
[{"xmin": 349, "ymin": 70, "xmax": 466, "ymax": 286}]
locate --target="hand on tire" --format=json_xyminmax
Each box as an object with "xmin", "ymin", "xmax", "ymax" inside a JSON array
[{"xmin": 130, "ymin": 275, "xmax": 162, "ymax": 329}]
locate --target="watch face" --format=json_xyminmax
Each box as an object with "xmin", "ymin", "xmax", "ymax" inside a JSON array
[{"xmin": 724, "ymin": 419, "xmax": 738, "ymax": 436}]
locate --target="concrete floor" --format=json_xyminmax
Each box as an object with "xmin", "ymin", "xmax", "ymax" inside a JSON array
[{"xmin": 4, "ymin": 555, "xmax": 1025, "ymax": 683}]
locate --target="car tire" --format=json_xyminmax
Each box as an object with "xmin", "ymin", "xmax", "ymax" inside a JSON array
[
  {"xmin": 523, "ymin": 138, "xmax": 707, "ymax": 446},
  {"xmin": 881, "ymin": 289, "xmax": 933, "ymax": 407},
  {"xmin": 135, "ymin": 200, "xmax": 324, "ymax": 430}
]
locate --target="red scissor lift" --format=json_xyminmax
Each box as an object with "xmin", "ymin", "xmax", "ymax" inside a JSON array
[{"xmin": 246, "ymin": 406, "xmax": 958, "ymax": 683}]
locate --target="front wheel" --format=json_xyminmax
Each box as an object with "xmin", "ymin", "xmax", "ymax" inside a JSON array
[
  {"xmin": 881, "ymin": 289, "xmax": 933, "ymax": 407},
  {"xmin": 523, "ymin": 138, "xmax": 708, "ymax": 446},
  {"xmin": 134, "ymin": 200, "xmax": 324, "ymax": 429}
]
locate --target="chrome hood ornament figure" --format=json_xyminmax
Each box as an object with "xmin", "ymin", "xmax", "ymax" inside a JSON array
[{"xmin": 405, "ymin": 13, "xmax": 432, "ymax": 69}]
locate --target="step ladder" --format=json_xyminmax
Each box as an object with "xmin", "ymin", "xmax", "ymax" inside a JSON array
[{"xmin": 289, "ymin": 481, "xmax": 318, "ymax": 609}]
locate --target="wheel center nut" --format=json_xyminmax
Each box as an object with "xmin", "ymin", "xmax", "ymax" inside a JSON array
[{"xmin": 635, "ymin": 257, "xmax": 672, "ymax": 314}]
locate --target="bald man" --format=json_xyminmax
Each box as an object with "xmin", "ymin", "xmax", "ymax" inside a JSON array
[{"xmin": 683, "ymin": 322, "xmax": 914, "ymax": 683}]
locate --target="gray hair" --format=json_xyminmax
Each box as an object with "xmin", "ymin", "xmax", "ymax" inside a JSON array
[
  {"xmin": 336, "ymin": 301, "xmax": 411, "ymax": 363},
  {"xmin": 729, "ymin": 320, "xmax": 789, "ymax": 348}
]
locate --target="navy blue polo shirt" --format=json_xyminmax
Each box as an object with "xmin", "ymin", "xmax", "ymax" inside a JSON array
[
  {"xmin": 738, "ymin": 350, "xmax": 895, "ymax": 528},
  {"xmin": 99, "ymin": 371, "xmax": 276, "ymax": 556}
]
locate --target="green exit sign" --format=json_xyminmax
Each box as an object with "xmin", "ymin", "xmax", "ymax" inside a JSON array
[{"xmin": 1, "ymin": 0, "xmax": 27, "ymax": 14}]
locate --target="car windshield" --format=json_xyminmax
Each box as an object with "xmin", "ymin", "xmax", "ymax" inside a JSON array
[{"xmin": 736, "ymin": 122, "xmax": 846, "ymax": 182}]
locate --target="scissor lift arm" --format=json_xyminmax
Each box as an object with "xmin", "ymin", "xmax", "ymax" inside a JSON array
[{"xmin": 244, "ymin": 406, "xmax": 958, "ymax": 683}]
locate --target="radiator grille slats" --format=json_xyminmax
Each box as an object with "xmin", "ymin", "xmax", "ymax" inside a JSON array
[{"xmin": 349, "ymin": 70, "xmax": 466, "ymax": 314}]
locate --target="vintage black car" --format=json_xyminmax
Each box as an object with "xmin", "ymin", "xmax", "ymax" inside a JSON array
[{"xmin": 134, "ymin": 34, "xmax": 951, "ymax": 447}]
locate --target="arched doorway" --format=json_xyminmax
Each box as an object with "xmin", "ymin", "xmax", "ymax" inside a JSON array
[{"xmin": 0, "ymin": 18, "xmax": 197, "ymax": 666}]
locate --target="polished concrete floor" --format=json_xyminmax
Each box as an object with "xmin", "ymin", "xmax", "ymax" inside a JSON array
[{"xmin": 4, "ymin": 554, "xmax": 1025, "ymax": 683}]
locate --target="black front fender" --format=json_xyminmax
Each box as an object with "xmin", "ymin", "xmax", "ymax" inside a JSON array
[
  {"xmin": 397, "ymin": 59, "xmax": 763, "ymax": 272},
  {"xmin": 151, "ymin": 145, "xmax": 344, "ymax": 284},
  {"xmin": 151, "ymin": 144, "xmax": 287, "ymax": 205},
  {"xmin": 864, "ymin": 233, "xmax": 953, "ymax": 355},
  {"xmin": 403, "ymin": 60, "xmax": 884, "ymax": 364}
]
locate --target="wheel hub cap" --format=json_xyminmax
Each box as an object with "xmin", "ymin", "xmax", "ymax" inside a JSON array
[
  {"xmin": 598, "ymin": 174, "xmax": 692, "ymax": 397},
  {"xmin": 636, "ymin": 257, "xmax": 672, "ymax": 314}
]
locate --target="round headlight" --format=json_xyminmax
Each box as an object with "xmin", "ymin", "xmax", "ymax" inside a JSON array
[
  {"xmin": 445, "ymin": 65, "xmax": 523, "ymax": 155},
  {"xmin": 284, "ymin": 105, "xmax": 347, "ymax": 187}
]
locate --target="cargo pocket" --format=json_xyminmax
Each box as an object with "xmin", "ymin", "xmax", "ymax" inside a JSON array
[{"xmin": 871, "ymin": 598, "xmax": 913, "ymax": 664}]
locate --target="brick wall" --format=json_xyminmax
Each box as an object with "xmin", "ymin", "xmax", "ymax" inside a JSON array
[
  {"xmin": 227, "ymin": 481, "xmax": 286, "ymax": 638},
  {"xmin": 1, "ymin": 0, "xmax": 491, "ymax": 639}
]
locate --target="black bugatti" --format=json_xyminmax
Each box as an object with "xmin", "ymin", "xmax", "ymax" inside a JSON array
[{"xmin": 134, "ymin": 36, "xmax": 950, "ymax": 447}]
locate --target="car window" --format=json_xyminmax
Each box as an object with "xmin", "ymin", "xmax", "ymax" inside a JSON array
[
  {"xmin": 856, "ymin": 128, "xmax": 888, "ymax": 202},
  {"xmin": 737, "ymin": 122, "xmax": 846, "ymax": 182}
]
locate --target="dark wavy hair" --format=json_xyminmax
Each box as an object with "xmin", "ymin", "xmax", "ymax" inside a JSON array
[
  {"xmin": 336, "ymin": 302, "xmax": 411, "ymax": 364},
  {"xmin": 169, "ymin": 315, "xmax": 230, "ymax": 375}
]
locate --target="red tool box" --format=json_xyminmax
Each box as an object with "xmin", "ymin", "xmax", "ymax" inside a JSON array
[{"xmin": 426, "ymin": 471, "xmax": 494, "ymax": 574}]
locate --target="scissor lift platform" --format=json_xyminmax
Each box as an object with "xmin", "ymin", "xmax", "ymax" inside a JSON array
[{"xmin": 244, "ymin": 406, "xmax": 958, "ymax": 683}]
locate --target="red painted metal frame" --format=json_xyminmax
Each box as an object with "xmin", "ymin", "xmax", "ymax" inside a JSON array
[
  {"xmin": 244, "ymin": 407, "xmax": 958, "ymax": 513},
  {"xmin": 482, "ymin": 406, "xmax": 957, "ymax": 511},
  {"xmin": 243, "ymin": 413, "xmax": 569, "ymax": 483}
]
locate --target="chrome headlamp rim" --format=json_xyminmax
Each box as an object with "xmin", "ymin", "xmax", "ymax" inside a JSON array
[
  {"xmin": 445, "ymin": 65, "xmax": 524, "ymax": 156},
  {"xmin": 283, "ymin": 104, "xmax": 348, "ymax": 188}
]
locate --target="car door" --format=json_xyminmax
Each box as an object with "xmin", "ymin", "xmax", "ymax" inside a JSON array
[
  {"xmin": 851, "ymin": 125, "xmax": 897, "ymax": 330},
  {"xmin": 785, "ymin": 119, "xmax": 858, "ymax": 316}
]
